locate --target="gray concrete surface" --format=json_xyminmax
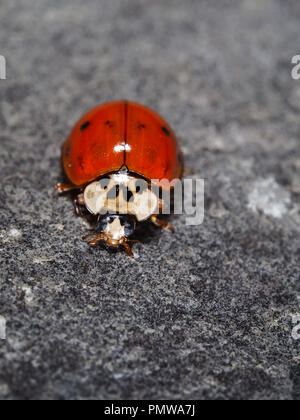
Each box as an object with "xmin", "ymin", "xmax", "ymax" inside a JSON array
[{"xmin": 0, "ymin": 0, "xmax": 300, "ymax": 400}]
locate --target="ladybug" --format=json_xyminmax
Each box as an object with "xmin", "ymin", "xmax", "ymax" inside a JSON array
[{"xmin": 56, "ymin": 101, "xmax": 184, "ymax": 256}]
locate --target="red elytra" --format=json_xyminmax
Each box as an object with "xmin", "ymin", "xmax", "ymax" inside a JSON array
[{"xmin": 62, "ymin": 101, "xmax": 183, "ymax": 189}]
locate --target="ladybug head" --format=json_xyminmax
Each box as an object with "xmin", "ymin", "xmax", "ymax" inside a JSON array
[{"xmin": 97, "ymin": 214, "xmax": 136, "ymax": 241}]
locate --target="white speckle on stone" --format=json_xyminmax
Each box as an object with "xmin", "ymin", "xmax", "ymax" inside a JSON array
[
  {"xmin": 56, "ymin": 224, "xmax": 64, "ymax": 231},
  {"xmin": 209, "ymin": 203, "xmax": 229, "ymax": 219},
  {"xmin": 144, "ymin": 328, "xmax": 156, "ymax": 334},
  {"xmin": 113, "ymin": 373, "xmax": 124, "ymax": 380},
  {"xmin": 22, "ymin": 286, "xmax": 34, "ymax": 304},
  {"xmin": 181, "ymin": 146, "xmax": 190, "ymax": 155},
  {"xmin": 8, "ymin": 228, "xmax": 22, "ymax": 239},
  {"xmin": 80, "ymin": 219, "xmax": 91, "ymax": 229},
  {"xmin": 248, "ymin": 178, "xmax": 291, "ymax": 218},
  {"xmin": 0, "ymin": 382, "xmax": 9, "ymax": 396},
  {"xmin": 132, "ymin": 250, "xmax": 140, "ymax": 260},
  {"xmin": 0, "ymin": 228, "xmax": 22, "ymax": 243},
  {"xmin": 33, "ymin": 256, "xmax": 55, "ymax": 264}
]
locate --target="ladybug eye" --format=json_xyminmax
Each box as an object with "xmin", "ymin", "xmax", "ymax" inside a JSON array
[
  {"xmin": 107, "ymin": 185, "xmax": 120, "ymax": 199},
  {"xmin": 118, "ymin": 215, "xmax": 136, "ymax": 236},
  {"xmin": 98, "ymin": 215, "xmax": 114, "ymax": 231}
]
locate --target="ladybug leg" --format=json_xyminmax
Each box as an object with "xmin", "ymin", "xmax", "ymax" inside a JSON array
[
  {"xmin": 82, "ymin": 233, "xmax": 95, "ymax": 240},
  {"xmin": 83, "ymin": 233, "xmax": 105, "ymax": 247},
  {"xmin": 118, "ymin": 237, "xmax": 136, "ymax": 257},
  {"xmin": 122, "ymin": 241, "xmax": 134, "ymax": 257},
  {"xmin": 151, "ymin": 215, "xmax": 175, "ymax": 233},
  {"xmin": 55, "ymin": 183, "xmax": 79, "ymax": 193},
  {"xmin": 74, "ymin": 193, "xmax": 86, "ymax": 216}
]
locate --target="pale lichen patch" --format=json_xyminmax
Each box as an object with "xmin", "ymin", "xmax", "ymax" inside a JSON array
[
  {"xmin": 8, "ymin": 228, "xmax": 22, "ymax": 239},
  {"xmin": 248, "ymin": 178, "xmax": 291, "ymax": 218},
  {"xmin": 0, "ymin": 228, "xmax": 22, "ymax": 243}
]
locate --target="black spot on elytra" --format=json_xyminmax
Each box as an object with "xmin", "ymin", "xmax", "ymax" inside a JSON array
[
  {"xmin": 137, "ymin": 123, "xmax": 146, "ymax": 130},
  {"xmin": 80, "ymin": 121, "xmax": 90, "ymax": 131},
  {"xmin": 105, "ymin": 120, "xmax": 114, "ymax": 128},
  {"xmin": 162, "ymin": 126, "xmax": 171, "ymax": 136}
]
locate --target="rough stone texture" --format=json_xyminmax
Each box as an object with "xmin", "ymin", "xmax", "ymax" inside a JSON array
[{"xmin": 0, "ymin": 0, "xmax": 300, "ymax": 400}]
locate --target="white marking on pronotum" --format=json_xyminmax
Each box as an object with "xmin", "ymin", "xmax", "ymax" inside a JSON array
[
  {"xmin": 84, "ymin": 174, "xmax": 159, "ymax": 221},
  {"xmin": 113, "ymin": 173, "xmax": 132, "ymax": 184},
  {"xmin": 0, "ymin": 55, "xmax": 6, "ymax": 80}
]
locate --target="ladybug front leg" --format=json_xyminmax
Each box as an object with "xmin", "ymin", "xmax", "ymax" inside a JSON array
[
  {"xmin": 55, "ymin": 183, "xmax": 79, "ymax": 193},
  {"xmin": 151, "ymin": 215, "xmax": 175, "ymax": 233},
  {"xmin": 122, "ymin": 241, "xmax": 134, "ymax": 257},
  {"xmin": 122, "ymin": 238, "xmax": 140, "ymax": 257},
  {"xmin": 83, "ymin": 232, "xmax": 105, "ymax": 247}
]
